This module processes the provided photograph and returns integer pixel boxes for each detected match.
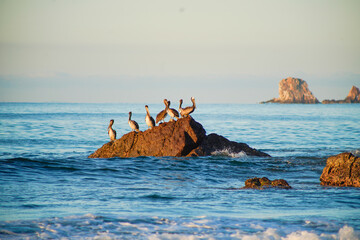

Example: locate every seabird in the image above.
[108,119,116,141]
[179,97,196,118]
[156,99,169,124]
[128,111,139,132]
[145,105,155,129]
[167,100,179,121]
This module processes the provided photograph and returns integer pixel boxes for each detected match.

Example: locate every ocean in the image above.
[0,102,359,239]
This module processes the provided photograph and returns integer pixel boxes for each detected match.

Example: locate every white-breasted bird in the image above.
[128,111,139,132]
[167,100,179,121]
[145,105,155,129]
[108,119,116,141]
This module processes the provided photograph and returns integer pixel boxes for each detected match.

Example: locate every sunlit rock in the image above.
[262,77,319,104]
[322,86,360,104]
[88,117,270,158]
[320,152,360,187]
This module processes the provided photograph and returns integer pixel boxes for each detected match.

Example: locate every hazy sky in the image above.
[0,0,359,103]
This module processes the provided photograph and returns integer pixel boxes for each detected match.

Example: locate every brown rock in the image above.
[345,86,360,103]
[88,117,206,158]
[271,179,291,188]
[187,133,270,157]
[320,152,360,187]
[322,86,360,104]
[321,99,339,104]
[89,118,270,158]
[262,77,319,104]
[242,177,291,189]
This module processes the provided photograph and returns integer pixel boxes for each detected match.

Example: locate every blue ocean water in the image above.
[0,102,359,239]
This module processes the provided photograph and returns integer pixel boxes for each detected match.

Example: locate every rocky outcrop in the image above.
[322,86,360,104]
[320,152,360,187]
[88,117,269,158]
[262,77,319,104]
[187,133,270,157]
[241,177,291,189]
[89,117,205,158]
[346,86,360,102]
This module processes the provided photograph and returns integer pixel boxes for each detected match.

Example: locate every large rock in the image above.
[88,117,269,158]
[89,117,205,158]
[262,77,319,104]
[322,86,360,104]
[346,86,360,103]
[320,152,360,187]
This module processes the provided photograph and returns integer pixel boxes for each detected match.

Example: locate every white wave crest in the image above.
[211,149,247,158]
[1,215,358,240]
[351,149,360,157]
[282,231,320,240]
[338,225,359,240]
[229,226,359,240]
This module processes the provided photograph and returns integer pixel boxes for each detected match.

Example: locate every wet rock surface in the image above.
[187,133,270,157]
[88,117,269,158]
[320,152,360,187]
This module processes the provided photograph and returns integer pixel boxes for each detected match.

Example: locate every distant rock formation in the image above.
[88,117,270,158]
[262,77,319,104]
[322,86,360,104]
[320,152,360,187]
[241,177,291,189]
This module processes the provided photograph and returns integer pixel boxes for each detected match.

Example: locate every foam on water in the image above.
[0,214,358,240]
[211,149,247,158]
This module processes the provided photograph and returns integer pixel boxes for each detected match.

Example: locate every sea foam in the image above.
[211,149,247,158]
[229,226,359,240]
[2,215,358,240]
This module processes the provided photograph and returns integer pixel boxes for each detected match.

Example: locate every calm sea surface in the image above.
[0,103,359,239]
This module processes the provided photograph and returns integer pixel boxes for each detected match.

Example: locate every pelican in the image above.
[145,105,155,129]
[107,119,116,141]
[167,100,179,121]
[179,97,196,118]
[128,111,139,132]
[156,99,169,124]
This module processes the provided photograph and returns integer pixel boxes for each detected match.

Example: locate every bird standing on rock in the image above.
[179,97,196,118]
[107,119,116,141]
[156,99,169,124]
[167,100,179,121]
[145,105,155,129]
[128,112,139,132]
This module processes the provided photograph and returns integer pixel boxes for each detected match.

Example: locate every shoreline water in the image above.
[1,103,359,239]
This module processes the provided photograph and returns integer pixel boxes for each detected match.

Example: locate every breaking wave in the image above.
[0,214,358,240]
[211,148,247,158]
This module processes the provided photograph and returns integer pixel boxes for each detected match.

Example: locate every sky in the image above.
[0,0,359,103]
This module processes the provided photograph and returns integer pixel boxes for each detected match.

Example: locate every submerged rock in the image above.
[242,177,291,189]
[262,77,319,104]
[88,117,269,158]
[320,152,360,187]
[322,86,360,104]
